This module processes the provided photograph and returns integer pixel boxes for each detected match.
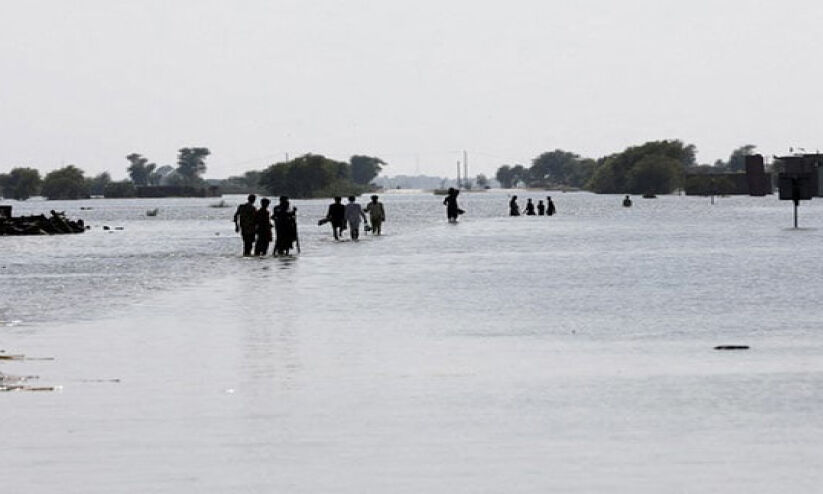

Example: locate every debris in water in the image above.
[714,345,750,350]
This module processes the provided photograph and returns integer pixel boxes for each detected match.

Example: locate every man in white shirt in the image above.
[344,195,368,241]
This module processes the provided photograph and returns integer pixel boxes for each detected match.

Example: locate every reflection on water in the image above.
[3,192,823,492]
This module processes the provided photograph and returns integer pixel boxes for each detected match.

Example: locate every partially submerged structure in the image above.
[0,207,86,236]
[684,155,772,196]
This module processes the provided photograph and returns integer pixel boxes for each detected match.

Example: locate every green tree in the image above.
[587,140,696,193]
[530,150,580,186]
[496,165,514,188]
[510,164,528,187]
[349,155,386,185]
[104,180,136,198]
[625,155,682,194]
[476,173,489,188]
[0,167,42,200]
[565,158,596,188]
[41,165,90,200]
[495,164,529,188]
[176,147,210,183]
[86,172,112,196]
[723,144,757,172]
[126,153,157,186]
[260,154,364,198]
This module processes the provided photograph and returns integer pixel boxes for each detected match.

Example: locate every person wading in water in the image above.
[524,198,536,216]
[546,196,556,216]
[443,187,463,223]
[271,196,297,256]
[254,198,273,256]
[345,196,368,241]
[364,195,386,235]
[509,195,520,216]
[233,194,257,256]
[322,196,347,240]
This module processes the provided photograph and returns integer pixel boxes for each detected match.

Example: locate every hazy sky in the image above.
[2,0,823,179]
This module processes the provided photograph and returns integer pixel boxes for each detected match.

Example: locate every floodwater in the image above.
[2,191,822,493]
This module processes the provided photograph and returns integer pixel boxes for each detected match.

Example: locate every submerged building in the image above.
[684,154,772,196]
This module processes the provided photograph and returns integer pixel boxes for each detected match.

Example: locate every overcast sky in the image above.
[2,0,823,179]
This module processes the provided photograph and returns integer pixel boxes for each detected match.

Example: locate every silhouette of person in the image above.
[254,198,272,256]
[623,195,632,207]
[364,195,386,235]
[537,200,546,216]
[546,196,556,216]
[271,196,297,256]
[509,195,520,216]
[345,195,367,241]
[233,194,257,256]
[524,198,536,215]
[443,187,462,223]
[325,196,347,240]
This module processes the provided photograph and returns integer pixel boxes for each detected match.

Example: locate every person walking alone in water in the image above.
[254,198,273,256]
[443,187,462,223]
[546,196,556,216]
[364,195,386,235]
[233,194,257,256]
[271,196,297,256]
[345,195,368,241]
[623,195,633,207]
[323,196,347,240]
[509,195,520,216]
[537,200,546,216]
[524,198,536,215]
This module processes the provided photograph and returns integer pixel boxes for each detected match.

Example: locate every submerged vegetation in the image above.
[1,140,761,200]
[495,141,759,195]
[258,154,384,198]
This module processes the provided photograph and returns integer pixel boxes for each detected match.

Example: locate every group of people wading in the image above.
[320,195,386,241]
[234,194,387,256]
[235,190,634,257]
[509,195,557,216]
[234,194,298,257]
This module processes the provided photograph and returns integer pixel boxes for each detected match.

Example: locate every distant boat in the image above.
[642,193,657,199]
[146,208,159,216]
[209,200,229,208]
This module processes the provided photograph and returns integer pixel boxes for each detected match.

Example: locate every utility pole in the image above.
[456,161,462,189]
[463,150,469,189]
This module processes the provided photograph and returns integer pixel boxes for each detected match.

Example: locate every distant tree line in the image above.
[0,147,211,200]
[257,154,384,198]
[494,141,759,195]
[0,148,387,200]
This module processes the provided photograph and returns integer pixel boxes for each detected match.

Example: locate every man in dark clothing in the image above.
[233,194,257,256]
[537,200,546,216]
[509,196,520,216]
[325,196,346,240]
[546,196,556,216]
[443,187,462,223]
[524,198,536,215]
[254,198,272,256]
[272,196,297,256]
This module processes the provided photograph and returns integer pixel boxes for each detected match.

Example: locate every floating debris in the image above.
[0,209,85,236]
[209,200,229,208]
[146,208,159,217]
[0,371,39,384]
[1,385,60,392]
[714,345,750,351]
